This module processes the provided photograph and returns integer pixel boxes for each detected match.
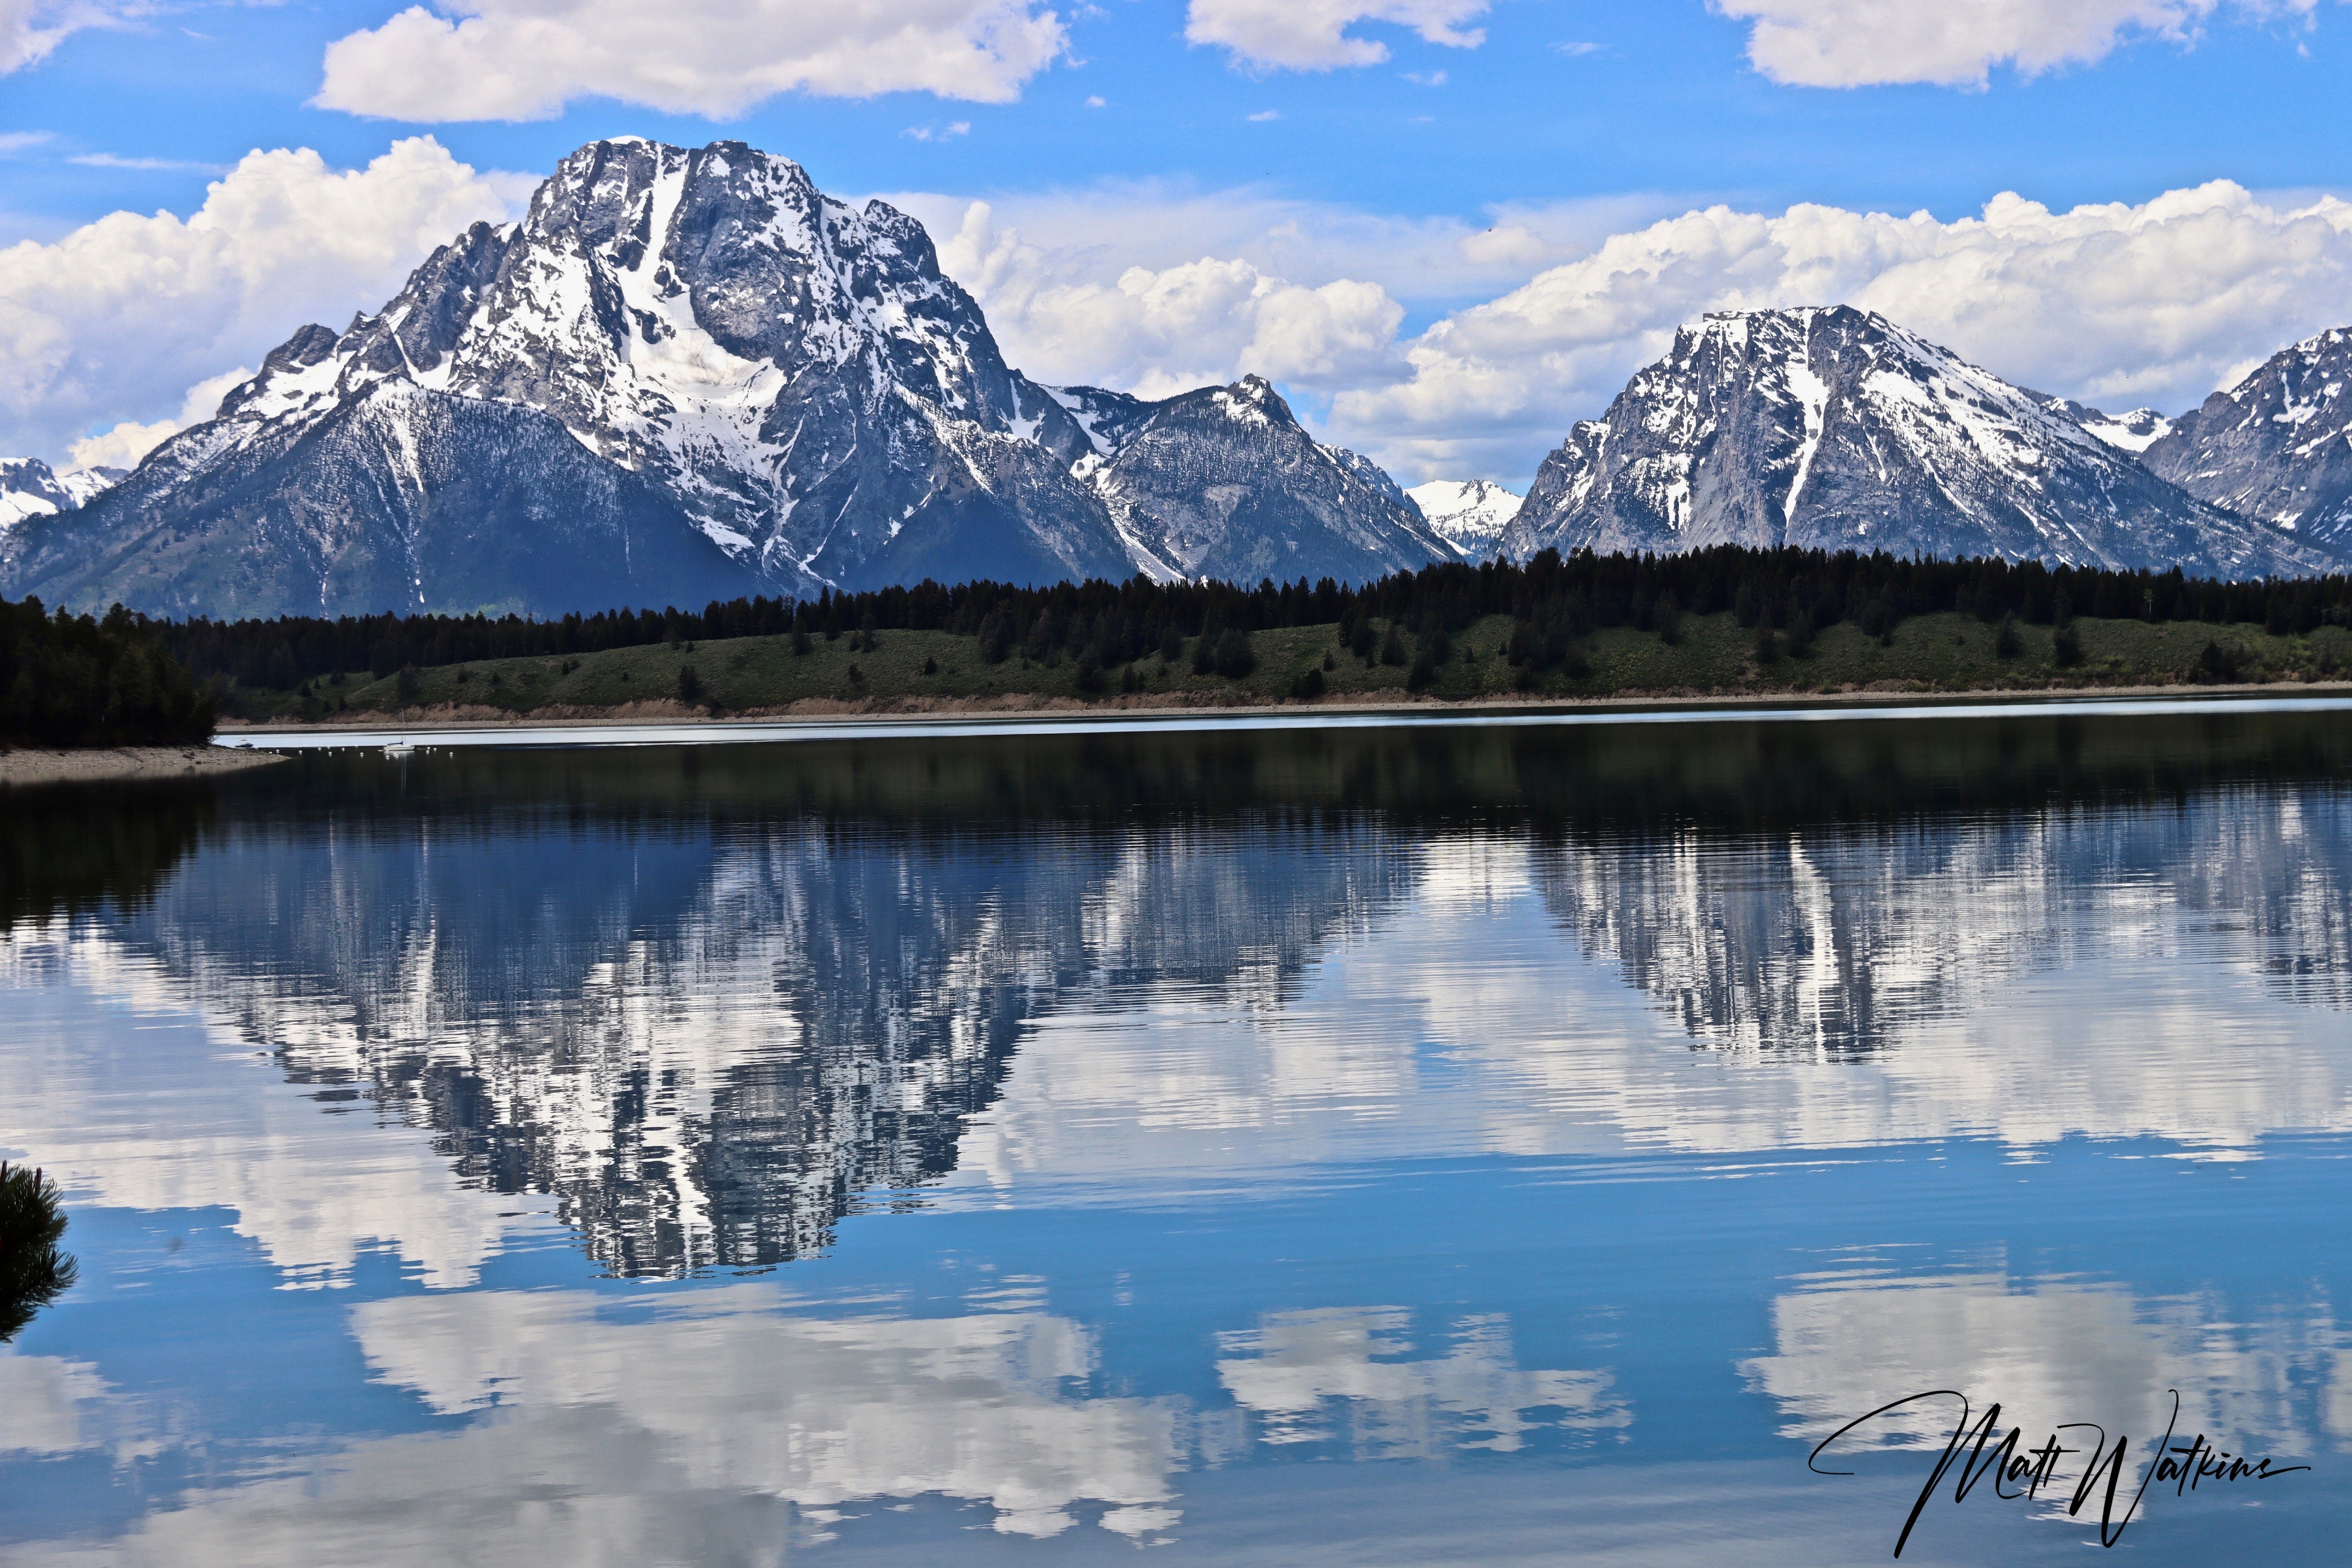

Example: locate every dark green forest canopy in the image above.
[1,597,215,746]
[139,547,2352,689]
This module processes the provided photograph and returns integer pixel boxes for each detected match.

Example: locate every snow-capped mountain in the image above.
[2141,326,2352,549]
[2,138,1448,618]
[0,458,121,530]
[1069,375,1459,583]
[1407,479,1521,561]
[2038,397,2173,454]
[1501,306,2338,577]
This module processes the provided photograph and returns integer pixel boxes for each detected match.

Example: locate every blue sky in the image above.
[7,1,2352,481]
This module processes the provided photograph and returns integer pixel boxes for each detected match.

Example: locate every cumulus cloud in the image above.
[936,200,1405,398]
[1186,0,1487,70]
[887,183,1657,394]
[317,0,1068,121]
[0,136,514,467]
[1718,0,2316,89]
[1332,181,2352,482]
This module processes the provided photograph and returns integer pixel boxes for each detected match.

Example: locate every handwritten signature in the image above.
[1809,1389,2309,1557]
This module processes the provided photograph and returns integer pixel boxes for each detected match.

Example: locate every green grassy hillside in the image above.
[217,611,2352,725]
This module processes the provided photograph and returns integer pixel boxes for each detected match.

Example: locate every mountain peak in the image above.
[1408,479,1522,562]
[1504,308,2334,576]
[2144,321,2352,544]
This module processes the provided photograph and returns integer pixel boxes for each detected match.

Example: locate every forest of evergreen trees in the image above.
[142,546,2352,691]
[1,597,215,746]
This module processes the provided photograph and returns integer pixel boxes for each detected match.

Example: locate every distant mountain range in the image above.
[5,141,2352,618]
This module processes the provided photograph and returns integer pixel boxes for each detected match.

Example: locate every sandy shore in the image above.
[215,678,2352,738]
[0,743,292,790]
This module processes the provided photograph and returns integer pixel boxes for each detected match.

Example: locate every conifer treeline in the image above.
[2,597,215,746]
[143,545,2352,691]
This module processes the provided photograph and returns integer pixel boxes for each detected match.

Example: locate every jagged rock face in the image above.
[1501,306,2338,577]
[196,137,1128,598]
[1407,479,1521,562]
[6,386,757,620]
[0,458,119,531]
[2142,326,2352,549]
[1084,376,1458,584]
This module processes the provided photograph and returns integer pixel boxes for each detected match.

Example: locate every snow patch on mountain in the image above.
[0,459,122,530]
[2038,396,2174,454]
[1407,479,1521,560]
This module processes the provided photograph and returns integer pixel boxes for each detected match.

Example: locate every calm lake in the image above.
[5,707,2351,1565]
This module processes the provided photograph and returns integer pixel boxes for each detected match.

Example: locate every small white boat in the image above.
[381,739,416,757]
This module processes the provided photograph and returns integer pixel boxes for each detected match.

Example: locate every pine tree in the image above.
[0,1162,78,1343]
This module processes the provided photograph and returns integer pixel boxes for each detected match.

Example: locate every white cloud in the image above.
[1185,0,1487,70]
[0,129,53,153]
[1245,107,1281,120]
[0,0,149,74]
[0,136,514,466]
[68,151,229,172]
[1718,0,2317,89]
[1333,181,2352,482]
[935,200,1405,398]
[887,183,1660,400]
[67,367,249,471]
[317,0,1068,121]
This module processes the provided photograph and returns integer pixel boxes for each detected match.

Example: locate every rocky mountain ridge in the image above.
[1499,306,2338,578]
[2142,326,2352,550]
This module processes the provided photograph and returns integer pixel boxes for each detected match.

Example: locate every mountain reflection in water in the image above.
[5,711,2352,1282]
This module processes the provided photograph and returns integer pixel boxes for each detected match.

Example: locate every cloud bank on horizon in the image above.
[3,0,2351,482]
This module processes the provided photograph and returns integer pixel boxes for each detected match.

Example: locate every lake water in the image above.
[4,708,2351,1565]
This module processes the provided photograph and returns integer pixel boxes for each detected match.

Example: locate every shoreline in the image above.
[0,743,292,790]
[215,678,2352,744]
